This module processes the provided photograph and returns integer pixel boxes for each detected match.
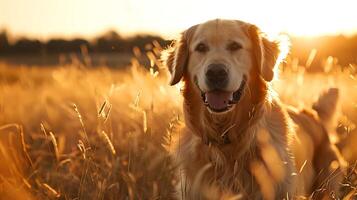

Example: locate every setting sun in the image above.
[1,0,357,39]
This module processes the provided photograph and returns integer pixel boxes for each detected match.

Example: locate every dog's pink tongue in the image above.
[206,91,232,110]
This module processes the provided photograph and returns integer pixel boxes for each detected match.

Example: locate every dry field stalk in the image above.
[0,45,356,199]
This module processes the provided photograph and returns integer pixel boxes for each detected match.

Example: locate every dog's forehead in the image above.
[191,19,250,45]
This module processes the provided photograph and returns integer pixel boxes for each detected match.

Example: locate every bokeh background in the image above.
[0,0,356,199]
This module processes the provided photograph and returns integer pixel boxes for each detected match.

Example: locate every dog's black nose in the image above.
[205,63,228,89]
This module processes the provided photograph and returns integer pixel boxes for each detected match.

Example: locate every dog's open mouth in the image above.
[201,76,247,113]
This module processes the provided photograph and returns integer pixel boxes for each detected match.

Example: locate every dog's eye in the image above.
[195,43,209,53]
[227,42,242,51]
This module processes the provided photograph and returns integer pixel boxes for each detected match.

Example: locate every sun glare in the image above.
[0,0,356,38]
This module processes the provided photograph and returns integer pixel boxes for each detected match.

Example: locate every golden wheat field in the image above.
[0,49,356,199]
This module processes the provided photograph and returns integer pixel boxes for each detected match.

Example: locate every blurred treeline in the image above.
[0,29,357,68]
[0,30,170,54]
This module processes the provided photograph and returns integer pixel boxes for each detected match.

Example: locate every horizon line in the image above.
[2,26,357,42]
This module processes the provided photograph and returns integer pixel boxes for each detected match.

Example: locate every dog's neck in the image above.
[201,98,265,146]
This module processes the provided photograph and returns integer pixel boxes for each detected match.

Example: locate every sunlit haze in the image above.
[1,0,357,39]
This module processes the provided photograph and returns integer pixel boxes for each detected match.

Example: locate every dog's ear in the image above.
[248,25,283,82]
[161,25,197,85]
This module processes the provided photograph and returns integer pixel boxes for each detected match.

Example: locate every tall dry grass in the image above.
[0,47,356,199]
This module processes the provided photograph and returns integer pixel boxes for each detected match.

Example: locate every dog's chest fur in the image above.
[174,100,297,199]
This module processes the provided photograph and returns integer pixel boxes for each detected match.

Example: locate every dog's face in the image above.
[163,19,282,114]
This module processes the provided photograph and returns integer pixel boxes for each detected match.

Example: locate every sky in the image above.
[0,0,357,40]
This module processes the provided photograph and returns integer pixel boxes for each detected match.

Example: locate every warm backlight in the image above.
[0,0,356,39]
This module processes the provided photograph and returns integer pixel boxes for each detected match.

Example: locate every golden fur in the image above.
[162,19,345,199]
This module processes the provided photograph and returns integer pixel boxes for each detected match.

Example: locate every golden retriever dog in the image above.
[162,19,345,199]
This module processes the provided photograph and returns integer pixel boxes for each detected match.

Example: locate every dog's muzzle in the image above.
[197,75,247,113]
